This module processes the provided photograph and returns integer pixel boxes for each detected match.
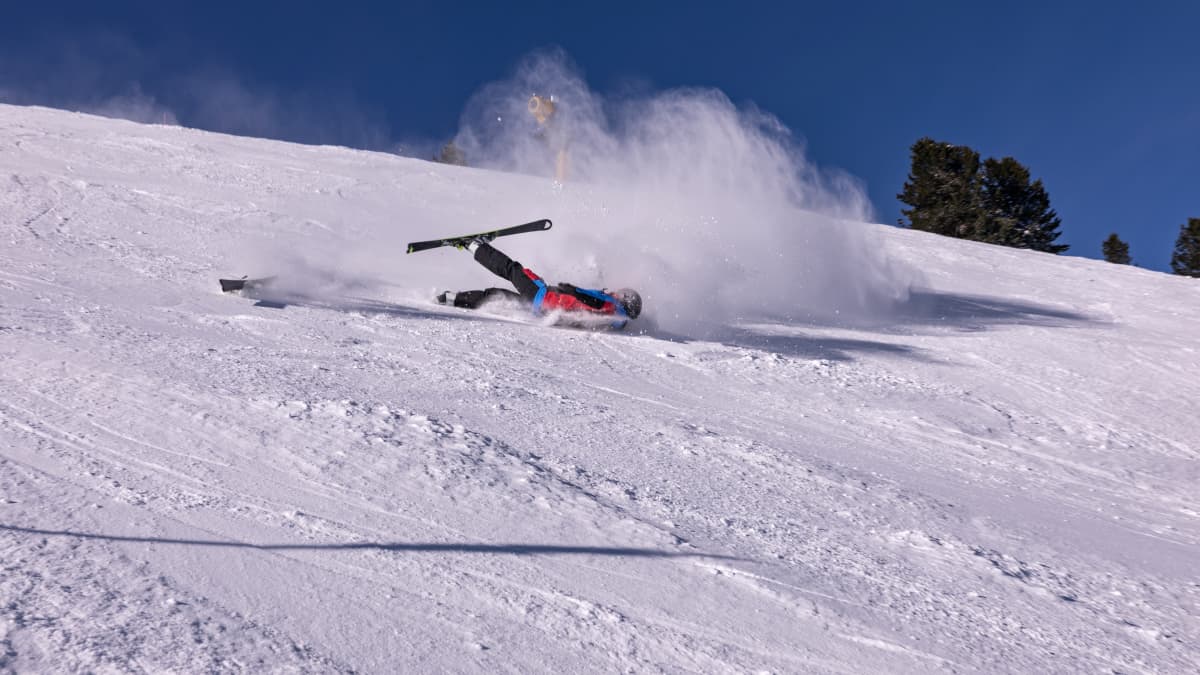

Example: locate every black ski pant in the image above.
[451,243,539,309]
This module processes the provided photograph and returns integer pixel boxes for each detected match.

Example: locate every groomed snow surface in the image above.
[1,104,1198,673]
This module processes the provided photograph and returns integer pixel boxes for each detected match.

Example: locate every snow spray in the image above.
[453,49,917,335]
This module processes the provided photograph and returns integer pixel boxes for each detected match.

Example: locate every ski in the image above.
[405,219,552,254]
[219,276,277,293]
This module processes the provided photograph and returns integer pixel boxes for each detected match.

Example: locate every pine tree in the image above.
[899,138,1068,253]
[897,138,984,238]
[1101,233,1132,265]
[978,157,1069,253]
[1170,217,1200,277]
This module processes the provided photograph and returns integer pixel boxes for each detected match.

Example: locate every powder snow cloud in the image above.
[451,49,918,335]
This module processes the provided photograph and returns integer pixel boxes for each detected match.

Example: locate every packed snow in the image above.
[1,103,1198,673]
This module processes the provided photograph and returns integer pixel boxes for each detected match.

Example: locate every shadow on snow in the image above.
[635,288,1099,363]
[893,289,1095,332]
[229,283,1099,364]
[1,524,737,560]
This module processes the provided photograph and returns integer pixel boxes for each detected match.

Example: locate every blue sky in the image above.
[1,1,1196,270]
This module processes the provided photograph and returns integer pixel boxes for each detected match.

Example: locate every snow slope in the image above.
[1,104,1197,673]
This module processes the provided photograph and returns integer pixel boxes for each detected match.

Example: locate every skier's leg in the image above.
[484,288,523,303]
[445,288,522,309]
[446,289,486,309]
[473,243,540,300]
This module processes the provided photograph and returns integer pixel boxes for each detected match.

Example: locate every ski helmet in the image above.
[612,288,642,319]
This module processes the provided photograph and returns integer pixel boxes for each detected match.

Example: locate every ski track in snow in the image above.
[1,104,1198,673]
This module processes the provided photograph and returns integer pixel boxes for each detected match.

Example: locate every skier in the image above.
[436,238,642,330]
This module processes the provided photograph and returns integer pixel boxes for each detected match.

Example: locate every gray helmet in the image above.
[612,288,642,319]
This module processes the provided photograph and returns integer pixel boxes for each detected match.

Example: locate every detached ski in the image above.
[406,219,552,254]
[219,276,277,293]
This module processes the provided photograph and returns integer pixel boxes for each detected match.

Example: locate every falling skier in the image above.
[436,238,643,330]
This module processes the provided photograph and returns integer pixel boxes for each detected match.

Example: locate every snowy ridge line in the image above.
[0,524,737,559]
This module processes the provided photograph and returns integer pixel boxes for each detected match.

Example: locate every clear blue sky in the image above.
[2,1,1196,270]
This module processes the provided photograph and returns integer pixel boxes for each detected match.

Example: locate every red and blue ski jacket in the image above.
[522,268,630,329]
